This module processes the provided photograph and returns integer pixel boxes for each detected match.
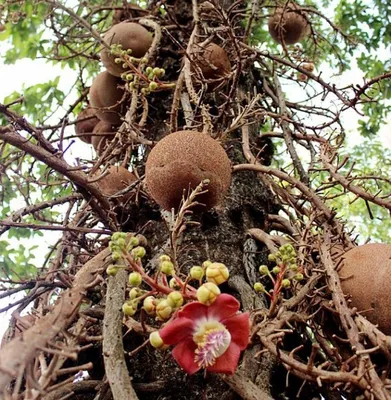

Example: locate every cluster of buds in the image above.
[110,43,170,96]
[254,243,304,314]
[106,232,145,276]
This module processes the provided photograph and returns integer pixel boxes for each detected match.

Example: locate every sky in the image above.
[0,1,391,340]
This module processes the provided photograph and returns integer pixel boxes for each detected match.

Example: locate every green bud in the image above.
[167,291,184,308]
[158,68,165,77]
[268,254,276,262]
[190,266,204,280]
[289,264,298,271]
[122,300,137,316]
[143,296,156,315]
[159,254,171,262]
[152,67,160,76]
[114,58,122,64]
[112,251,121,261]
[129,287,143,299]
[131,246,146,259]
[106,265,119,276]
[281,279,291,288]
[294,273,304,281]
[259,265,269,275]
[128,236,139,247]
[254,282,265,293]
[149,81,158,91]
[128,271,142,286]
[169,278,180,289]
[141,57,148,63]
[272,266,281,274]
[160,260,174,275]
[126,48,132,54]
[202,260,212,269]
[126,74,134,81]
[112,232,126,241]
[146,66,153,74]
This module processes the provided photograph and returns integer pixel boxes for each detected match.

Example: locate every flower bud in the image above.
[259,265,269,275]
[156,300,173,320]
[205,262,229,285]
[141,57,148,63]
[268,254,276,262]
[190,266,204,280]
[128,272,142,287]
[254,282,265,293]
[146,66,153,74]
[122,300,137,316]
[202,260,212,269]
[131,246,146,259]
[114,57,122,64]
[143,296,156,315]
[289,264,298,271]
[294,273,304,281]
[272,266,281,274]
[128,236,139,248]
[159,254,171,262]
[129,287,143,299]
[152,67,161,76]
[196,282,220,306]
[169,278,180,289]
[167,291,184,308]
[150,331,166,349]
[281,279,291,288]
[106,265,119,276]
[112,232,126,241]
[149,81,158,91]
[112,251,121,261]
[160,260,174,275]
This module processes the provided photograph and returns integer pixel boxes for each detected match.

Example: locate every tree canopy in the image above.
[0,1,391,399]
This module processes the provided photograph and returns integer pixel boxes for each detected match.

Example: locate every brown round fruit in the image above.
[339,243,391,334]
[96,165,137,203]
[101,22,152,77]
[192,43,231,87]
[75,107,100,144]
[89,71,125,125]
[91,121,117,155]
[268,2,309,45]
[145,130,231,211]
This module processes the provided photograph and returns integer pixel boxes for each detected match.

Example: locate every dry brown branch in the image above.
[0,248,111,395]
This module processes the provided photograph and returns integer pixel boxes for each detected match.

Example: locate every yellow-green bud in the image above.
[114,57,122,64]
[141,87,151,95]
[122,62,128,69]
[112,251,121,261]
[259,265,269,275]
[126,48,132,54]
[131,246,146,259]
[294,273,304,281]
[122,300,137,316]
[146,66,153,74]
[129,287,143,299]
[106,265,119,276]
[128,272,142,286]
[158,68,165,77]
[156,300,173,320]
[149,81,158,91]
[152,67,160,75]
[167,291,184,308]
[126,74,133,81]
[196,282,220,306]
[128,236,139,247]
[202,260,212,269]
[112,232,126,241]
[149,331,166,349]
[160,260,174,275]
[141,57,148,63]
[169,277,180,289]
[268,254,276,262]
[281,279,291,288]
[289,264,298,271]
[159,254,171,262]
[190,266,204,280]
[143,296,156,315]
[254,282,265,293]
[272,266,281,274]
[205,262,229,285]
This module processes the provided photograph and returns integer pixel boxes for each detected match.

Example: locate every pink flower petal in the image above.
[177,301,208,320]
[159,317,194,345]
[172,338,200,375]
[207,294,240,321]
[206,343,241,375]
[222,312,250,350]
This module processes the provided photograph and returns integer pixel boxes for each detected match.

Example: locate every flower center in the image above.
[193,321,231,368]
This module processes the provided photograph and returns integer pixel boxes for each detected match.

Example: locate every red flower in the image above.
[159,293,250,375]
